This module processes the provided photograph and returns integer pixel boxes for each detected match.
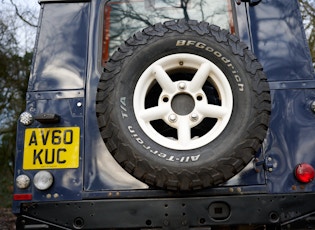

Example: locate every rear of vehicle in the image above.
[13,0,315,229]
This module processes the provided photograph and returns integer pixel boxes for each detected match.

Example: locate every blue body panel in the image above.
[30,3,89,91]
[246,0,315,193]
[248,0,314,81]
[13,0,315,216]
[12,3,89,213]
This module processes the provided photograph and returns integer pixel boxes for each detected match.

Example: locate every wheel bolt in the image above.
[168,114,177,123]
[190,113,199,121]
[178,82,186,90]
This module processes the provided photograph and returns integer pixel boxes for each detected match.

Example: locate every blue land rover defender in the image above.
[13,0,315,229]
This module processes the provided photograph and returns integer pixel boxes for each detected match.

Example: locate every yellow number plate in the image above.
[23,127,80,170]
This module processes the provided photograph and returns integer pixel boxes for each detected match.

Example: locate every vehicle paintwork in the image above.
[13,0,315,216]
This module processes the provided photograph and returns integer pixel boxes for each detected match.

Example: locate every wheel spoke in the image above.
[189,62,212,93]
[177,117,191,145]
[138,105,169,122]
[197,104,228,119]
[152,65,176,94]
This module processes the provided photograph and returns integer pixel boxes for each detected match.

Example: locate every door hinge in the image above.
[235,0,261,6]
[255,156,274,172]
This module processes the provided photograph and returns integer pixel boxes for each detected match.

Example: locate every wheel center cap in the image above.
[171,93,195,115]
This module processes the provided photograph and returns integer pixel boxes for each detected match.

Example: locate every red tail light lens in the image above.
[13,194,32,201]
[295,163,315,183]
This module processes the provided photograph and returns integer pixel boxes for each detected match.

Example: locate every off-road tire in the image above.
[96,19,271,190]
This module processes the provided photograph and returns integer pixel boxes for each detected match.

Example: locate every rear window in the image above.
[102,0,234,64]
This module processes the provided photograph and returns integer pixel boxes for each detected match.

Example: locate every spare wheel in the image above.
[96,19,271,190]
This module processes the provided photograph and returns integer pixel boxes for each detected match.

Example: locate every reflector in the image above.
[13,194,32,201]
[295,163,315,183]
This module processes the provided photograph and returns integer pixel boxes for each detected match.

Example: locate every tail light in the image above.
[294,163,315,183]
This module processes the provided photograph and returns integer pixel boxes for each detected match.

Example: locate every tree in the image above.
[0,0,37,208]
[299,0,315,66]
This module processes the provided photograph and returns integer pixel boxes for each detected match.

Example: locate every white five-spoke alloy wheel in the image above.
[134,53,233,150]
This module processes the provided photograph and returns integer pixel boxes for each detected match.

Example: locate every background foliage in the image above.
[300,0,315,66]
[0,0,38,207]
[0,0,314,208]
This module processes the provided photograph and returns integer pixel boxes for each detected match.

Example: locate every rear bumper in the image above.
[16,193,315,229]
